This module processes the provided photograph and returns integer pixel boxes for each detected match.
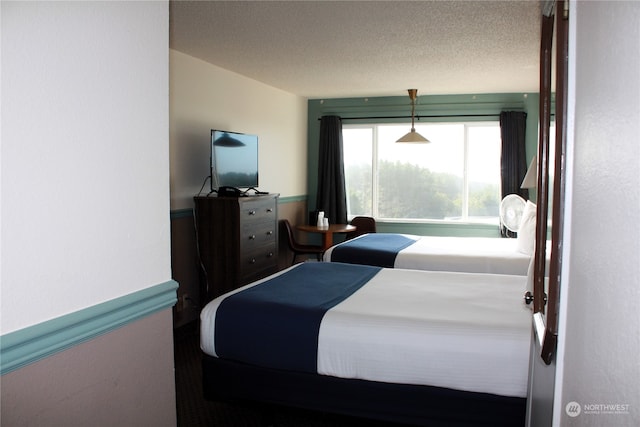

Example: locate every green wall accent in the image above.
[170,208,194,220]
[307,93,540,236]
[0,280,178,375]
[377,221,501,237]
[277,195,308,204]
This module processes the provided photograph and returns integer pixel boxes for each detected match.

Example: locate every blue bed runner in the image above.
[214,262,381,373]
[330,234,418,267]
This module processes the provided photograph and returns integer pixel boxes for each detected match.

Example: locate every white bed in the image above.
[323,233,547,276]
[201,262,531,398]
[324,201,541,276]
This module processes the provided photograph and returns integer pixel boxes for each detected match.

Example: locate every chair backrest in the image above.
[280,219,298,250]
[347,216,376,239]
[280,219,324,264]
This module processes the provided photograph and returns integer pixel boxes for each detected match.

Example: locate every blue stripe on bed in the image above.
[330,234,418,267]
[214,262,381,373]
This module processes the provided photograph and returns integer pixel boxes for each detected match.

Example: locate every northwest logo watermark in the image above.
[565,401,581,417]
[565,401,631,417]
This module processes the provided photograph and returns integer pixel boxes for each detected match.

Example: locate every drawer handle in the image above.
[266,208,273,213]
[248,210,256,215]
[249,234,256,240]
[249,258,256,264]
[266,231,273,236]
[268,252,274,257]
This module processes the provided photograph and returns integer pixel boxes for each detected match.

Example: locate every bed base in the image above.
[202,354,525,427]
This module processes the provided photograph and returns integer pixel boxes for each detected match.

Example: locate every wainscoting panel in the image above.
[171,209,201,327]
[1,308,177,426]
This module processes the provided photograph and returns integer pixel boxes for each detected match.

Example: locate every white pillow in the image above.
[516,200,537,255]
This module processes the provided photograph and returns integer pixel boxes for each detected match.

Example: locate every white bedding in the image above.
[324,233,540,275]
[201,263,531,398]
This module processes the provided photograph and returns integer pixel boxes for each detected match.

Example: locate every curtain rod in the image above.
[317,113,527,121]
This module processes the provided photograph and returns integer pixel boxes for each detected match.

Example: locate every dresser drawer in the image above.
[241,223,277,250]
[240,198,277,223]
[240,265,279,287]
[240,245,277,282]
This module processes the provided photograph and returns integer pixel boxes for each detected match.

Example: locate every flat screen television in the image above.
[210,130,258,191]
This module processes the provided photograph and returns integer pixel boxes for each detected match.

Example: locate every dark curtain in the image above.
[500,111,529,237]
[316,116,348,224]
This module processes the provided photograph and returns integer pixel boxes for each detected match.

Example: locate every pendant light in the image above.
[396,89,430,143]
[213,132,246,147]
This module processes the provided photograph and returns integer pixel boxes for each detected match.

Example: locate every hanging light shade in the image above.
[213,132,245,147]
[396,89,430,143]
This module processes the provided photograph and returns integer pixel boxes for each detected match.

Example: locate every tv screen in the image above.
[210,130,258,190]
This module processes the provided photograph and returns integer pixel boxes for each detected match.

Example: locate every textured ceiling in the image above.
[170,0,542,99]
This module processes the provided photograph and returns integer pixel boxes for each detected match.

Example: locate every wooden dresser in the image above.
[194,194,279,303]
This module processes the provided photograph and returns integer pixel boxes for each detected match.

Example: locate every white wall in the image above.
[170,50,308,210]
[1,2,171,332]
[555,1,640,425]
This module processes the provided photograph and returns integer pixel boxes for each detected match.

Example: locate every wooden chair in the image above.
[346,216,377,239]
[280,219,324,265]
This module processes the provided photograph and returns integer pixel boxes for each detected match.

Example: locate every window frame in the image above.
[342,121,502,225]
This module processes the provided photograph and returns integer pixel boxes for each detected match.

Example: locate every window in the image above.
[343,122,501,223]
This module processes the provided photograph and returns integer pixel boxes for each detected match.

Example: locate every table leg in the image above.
[321,233,333,251]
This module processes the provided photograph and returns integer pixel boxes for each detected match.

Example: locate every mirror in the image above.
[532,0,568,365]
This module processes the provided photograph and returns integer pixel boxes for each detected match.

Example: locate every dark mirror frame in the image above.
[533,0,568,365]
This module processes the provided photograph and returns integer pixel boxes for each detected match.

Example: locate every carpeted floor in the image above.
[173,321,413,427]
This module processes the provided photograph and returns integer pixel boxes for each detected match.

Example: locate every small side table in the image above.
[296,224,357,251]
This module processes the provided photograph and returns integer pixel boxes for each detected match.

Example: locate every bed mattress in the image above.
[324,233,536,275]
[201,262,531,399]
